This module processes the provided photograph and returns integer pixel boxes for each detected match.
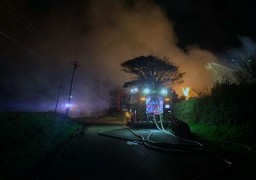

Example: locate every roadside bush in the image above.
[173,83,256,154]
[173,98,199,123]
[173,83,256,126]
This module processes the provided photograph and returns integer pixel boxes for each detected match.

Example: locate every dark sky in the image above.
[1,0,256,113]
[156,0,256,52]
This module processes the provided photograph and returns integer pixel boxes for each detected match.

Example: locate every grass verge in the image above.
[0,112,81,179]
[187,121,256,156]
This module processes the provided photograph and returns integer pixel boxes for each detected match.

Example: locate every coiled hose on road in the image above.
[152,114,204,147]
[98,117,251,180]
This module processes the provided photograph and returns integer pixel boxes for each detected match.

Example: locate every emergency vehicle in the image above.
[123,87,172,127]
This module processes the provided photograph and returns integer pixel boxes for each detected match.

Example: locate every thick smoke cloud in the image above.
[1,0,219,113]
[80,0,217,94]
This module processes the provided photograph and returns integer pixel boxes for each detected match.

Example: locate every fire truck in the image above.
[122,87,173,127]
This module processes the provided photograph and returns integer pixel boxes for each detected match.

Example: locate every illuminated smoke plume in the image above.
[1,0,219,113]
[38,0,219,113]
[81,0,218,94]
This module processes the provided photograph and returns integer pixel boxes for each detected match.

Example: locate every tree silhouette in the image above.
[121,55,185,88]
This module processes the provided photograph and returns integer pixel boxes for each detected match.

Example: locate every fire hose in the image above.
[98,116,251,179]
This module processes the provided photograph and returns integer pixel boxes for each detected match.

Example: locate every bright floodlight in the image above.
[130,87,138,93]
[161,89,167,95]
[165,104,170,108]
[143,88,150,94]
[65,103,72,108]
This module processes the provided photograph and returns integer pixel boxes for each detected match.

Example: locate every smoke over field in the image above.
[1,0,255,113]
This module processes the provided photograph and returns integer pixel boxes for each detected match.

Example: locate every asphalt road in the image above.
[38,117,252,180]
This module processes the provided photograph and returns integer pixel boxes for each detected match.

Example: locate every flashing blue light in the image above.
[143,88,150,94]
[65,103,72,108]
[160,89,167,95]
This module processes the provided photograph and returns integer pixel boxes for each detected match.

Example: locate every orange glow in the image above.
[140,97,146,101]
[182,87,190,100]
[125,112,131,118]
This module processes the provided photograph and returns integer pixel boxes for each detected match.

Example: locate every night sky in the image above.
[1,0,256,113]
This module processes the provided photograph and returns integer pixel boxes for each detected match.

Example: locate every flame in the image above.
[182,87,190,100]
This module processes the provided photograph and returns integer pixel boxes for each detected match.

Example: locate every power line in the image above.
[0,0,41,39]
[0,29,41,57]
[0,1,45,58]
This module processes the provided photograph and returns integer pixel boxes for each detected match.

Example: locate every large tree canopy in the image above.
[121,55,185,88]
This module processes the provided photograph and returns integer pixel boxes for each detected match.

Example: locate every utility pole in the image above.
[54,84,62,113]
[66,61,79,118]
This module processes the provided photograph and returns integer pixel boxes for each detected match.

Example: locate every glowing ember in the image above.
[182,87,190,100]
